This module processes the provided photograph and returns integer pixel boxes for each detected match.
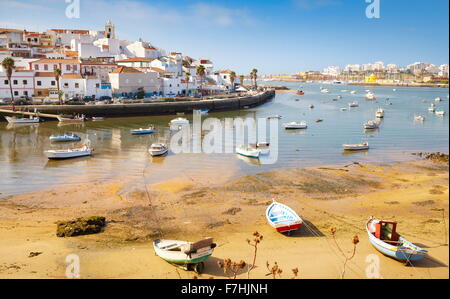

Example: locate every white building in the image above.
[343,64,361,72]
[0,69,35,99]
[439,64,449,77]
[108,66,161,97]
[323,66,342,76]
[30,58,81,74]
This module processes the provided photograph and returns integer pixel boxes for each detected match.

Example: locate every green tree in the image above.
[185,72,191,96]
[1,57,15,110]
[251,68,258,89]
[240,75,245,85]
[197,65,206,98]
[230,71,236,92]
[54,68,62,105]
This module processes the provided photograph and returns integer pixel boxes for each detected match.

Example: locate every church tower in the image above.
[105,21,116,39]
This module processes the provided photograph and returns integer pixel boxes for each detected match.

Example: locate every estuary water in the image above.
[0,82,448,197]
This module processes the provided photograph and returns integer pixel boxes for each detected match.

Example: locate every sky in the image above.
[0,0,448,74]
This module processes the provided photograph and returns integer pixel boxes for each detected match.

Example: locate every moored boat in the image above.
[131,126,155,135]
[435,110,445,116]
[267,115,282,119]
[343,142,369,151]
[236,145,261,159]
[364,120,380,130]
[348,101,359,108]
[296,90,305,95]
[45,141,93,160]
[366,92,376,101]
[5,115,40,124]
[283,121,307,130]
[375,108,385,118]
[169,117,189,130]
[266,200,303,234]
[57,114,85,123]
[414,114,425,121]
[435,97,443,102]
[149,143,169,156]
[49,133,81,142]
[92,117,105,121]
[428,104,436,112]
[153,238,216,274]
[366,217,427,262]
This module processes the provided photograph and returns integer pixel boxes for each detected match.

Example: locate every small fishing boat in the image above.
[366,92,376,101]
[350,91,356,94]
[375,108,385,118]
[364,120,380,130]
[343,142,369,151]
[428,104,436,112]
[50,133,81,142]
[57,114,85,123]
[169,117,189,130]
[366,217,427,262]
[194,109,209,115]
[435,97,443,102]
[249,142,270,148]
[414,114,425,122]
[153,238,216,274]
[309,104,315,109]
[348,101,359,108]
[340,108,347,112]
[149,143,169,156]
[45,141,93,160]
[320,88,330,94]
[92,117,105,121]
[315,119,323,123]
[435,110,445,116]
[296,90,305,95]
[131,126,155,135]
[5,115,40,124]
[236,145,261,159]
[266,200,303,234]
[267,115,282,120]
[283,121,307,130]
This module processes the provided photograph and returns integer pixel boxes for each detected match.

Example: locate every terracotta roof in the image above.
[110,66,143,74]
[148,67,169,74]
[116,57,155,63]
[0,28,24,33]
[65,51,79,57]
[32,58,80,64]
[219,70,232,74]
[35,72,56,77]
[61,73,83,79]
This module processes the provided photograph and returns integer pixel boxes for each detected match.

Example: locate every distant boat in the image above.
[393,89,397,92]
[169,117,189,130]
[284,121,308,130]
[343,142,369,151]
[296,90,305,95]
[5,115,40,124]
[340,108,347,112]
[309,104,315,109]
[92,117,105,121]
[194,109,209,115]
[149,143,169,156]
[236,145,261,159]
[153,238,216,274]
[57,115,85,123]
[366,92,376,101]
[45,140,93,160]
[321,88,330,94]
[428,104,436,112]
[435,110,446,116]
[350,91,357,94]
[266,200,303,234]
[50,133,81,142]
[315,119,324,123]
[267,115,282,119]
[366,217,427,262]
[375,108,385,118]
[348,101,359,108]
[414,114,425,122]
[364,120,380,130]
[131,126,155,135]
[435,97,443,102]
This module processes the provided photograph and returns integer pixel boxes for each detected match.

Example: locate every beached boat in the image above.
[236,145,261,159]
[375,108,385,118]
[5,115,40,124]
[266,200,303,234]
[153,238,216,274]
[149,143,169,156]
[45,141,93,160]
[435,110,445,116]
[366,217,427,262]
[366,92,376,101]
[348,101,359,108]
[364,120,380,130]
[414,114,425,122]
[49,133,81,142]
[131,126,155,135]
[57,115,85,123]
[343,142,369,151]
[283,121,307,130]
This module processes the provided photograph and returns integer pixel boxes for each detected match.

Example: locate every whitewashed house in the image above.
[108,66,161,97]
[0,69,35,99]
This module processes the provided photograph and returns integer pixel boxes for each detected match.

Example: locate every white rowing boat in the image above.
[5,115,40,124]
[284,121,307,130]
[236,145,261,159]
[149,143,169,156]
[343,142,369,151]
[45,141,93,160]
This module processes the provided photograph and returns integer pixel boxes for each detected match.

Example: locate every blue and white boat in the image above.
[195,109,209,115]
[236,145,261,159]
[266,200,303,234]
[131,126,155,135]
[49,133,81,142]
[366,217,428,262]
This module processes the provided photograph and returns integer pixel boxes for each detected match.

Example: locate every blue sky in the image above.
[0,0,448,74]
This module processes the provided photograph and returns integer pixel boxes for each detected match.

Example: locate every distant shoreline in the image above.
[262,80,449,89]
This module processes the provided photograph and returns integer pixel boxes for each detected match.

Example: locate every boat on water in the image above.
[236,145,261,159]
[309,104,315,109]
[348,101,359,108]
[435,97,443,102]
[131,126,155,135]
[350,91,357,94]
[414,114,425,122]
[249,142,270,148]
[49,133,81,142]
[153,238,216,274]
[267,115,282,119]
[45,141,93,160]
[5,115,40,124]
[266,200,303,234]
[315,119,324,123]
[366,92,376,101]
[57,114,85,123]
[340,108,347,112]
[169,117,189,130]
[366,217,427,262]
[283,121,308,130]
[296,90,305,95]
[364,120,380,130]
[194,109,209,115]
[320,88,330,94]
[435,110,445,116]
[393,89,397,92]
[343,142,369,151]
[149,143,169,156]
[375,108,385,118]
[428,104,436,112]
[92,117,105,121]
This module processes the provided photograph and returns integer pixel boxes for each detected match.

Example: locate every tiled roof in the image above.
[35,72,56,77]
[110,66,143,74]
[116,57,155,63]
[61,73,83,79]
[32,58,80,64]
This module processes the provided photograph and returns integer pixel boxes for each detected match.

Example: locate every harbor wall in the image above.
[1,90,275,119]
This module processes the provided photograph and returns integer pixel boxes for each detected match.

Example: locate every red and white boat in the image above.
[266,200,303,234]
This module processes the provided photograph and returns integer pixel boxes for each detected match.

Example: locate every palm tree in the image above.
[230,71,236,92]
[196,65,206,98]
[54,68,62,105]
[185,72,191,96]
[1,57,15,110]
[251,68,258,89]
[240,75,245,86]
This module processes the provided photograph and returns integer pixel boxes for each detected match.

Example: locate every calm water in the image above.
[1,82,448,197]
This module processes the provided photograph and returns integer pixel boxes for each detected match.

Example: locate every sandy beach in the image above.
[0,158,448,279]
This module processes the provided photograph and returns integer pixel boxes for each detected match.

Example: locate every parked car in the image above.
[65,97,85,105]
[83,96,95,102]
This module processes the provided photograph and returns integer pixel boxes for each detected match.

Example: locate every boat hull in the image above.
[275,223,302,233]
[5,116,40,124]
[45,149,92,160]
[266,201,303,234]
[150,149,168,157]
[153,240,215,265]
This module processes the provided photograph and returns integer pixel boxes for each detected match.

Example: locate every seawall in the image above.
[1,90,275,119]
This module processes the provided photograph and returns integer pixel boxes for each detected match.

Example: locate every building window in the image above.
[14,91,18,96]
[64,83,68,88]
[73,65,77,71]
[24,91,28,96]
[66,65,71,71]
[34,65,39,70]
[96,84,100,88]
[4,80,8,85]
[23,80,27,85]
[37,81,42,86]
[44,64,48,71]
[51,81,55,86]
[54,65,58,70]
[13,80,18,85]
[75,83,79,88]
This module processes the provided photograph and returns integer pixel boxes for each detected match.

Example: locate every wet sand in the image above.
[0,159,448,279]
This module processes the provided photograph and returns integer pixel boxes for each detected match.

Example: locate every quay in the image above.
[0,90,275,121]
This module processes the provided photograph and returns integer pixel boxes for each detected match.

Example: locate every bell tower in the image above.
[105,21,116,39]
